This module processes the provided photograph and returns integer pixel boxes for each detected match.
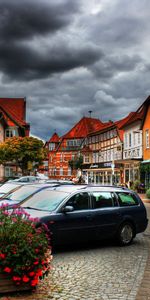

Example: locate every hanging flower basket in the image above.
[0,204,52,293]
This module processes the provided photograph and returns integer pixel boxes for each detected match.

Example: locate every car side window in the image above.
[116,192,139,206]
[91,192,113,208]
[66,192,89,210]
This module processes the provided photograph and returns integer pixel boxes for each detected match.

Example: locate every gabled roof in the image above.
[138,95,150,129]
[62,117,103,139]
[118,100,146,130]
[49,132,60,143]
[0,98,29,127]
[115,112,135,129]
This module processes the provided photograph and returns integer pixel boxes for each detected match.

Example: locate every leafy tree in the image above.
[69,155,83,170]
[0,136,47,175]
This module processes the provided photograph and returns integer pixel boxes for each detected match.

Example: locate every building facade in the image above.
[81,122,124,185]
[45,95,150,187]
[0,98,30,179]
[47,117,103,180]
[120,110,144,185]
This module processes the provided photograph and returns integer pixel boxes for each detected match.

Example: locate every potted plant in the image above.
[0,204,52,293]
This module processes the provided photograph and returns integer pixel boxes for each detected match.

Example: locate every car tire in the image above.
[117,222,135,246]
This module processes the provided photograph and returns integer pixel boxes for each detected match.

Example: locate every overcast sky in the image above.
[0,0,150,140]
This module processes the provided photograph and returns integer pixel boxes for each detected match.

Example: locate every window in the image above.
[93,152,99,163]
[117,192,139,206]
[49,143,55,151]
[5,167,13,177]
[67,139,82,147]
[145,130,149,148]
[91,136,95,143]
[138,132,141,144]
[60,168,63,176]
[66,192,89,210]
[68,167,71,176]
[84,154,89,163]
[91,192,114,208]
[5,129,16,138]
[129,133,132,147]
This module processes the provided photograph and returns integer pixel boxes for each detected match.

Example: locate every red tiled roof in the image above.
[49,133,60,143]
[115,112,135,129]
[0,98,28,127]
[62,117,103,139]
[117,108,144,129]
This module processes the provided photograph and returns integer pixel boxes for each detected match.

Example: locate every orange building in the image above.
[140,96,150,187]
[47,117,103,180]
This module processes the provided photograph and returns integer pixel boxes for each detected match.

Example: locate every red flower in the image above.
[4,267,12,273]
[29,271,35,277]
[22,275,30,282]
[30,278,39,286]
[36,269,42,277]
[13,276,21,281]
[0,253,6,259]
[33,260,39,265]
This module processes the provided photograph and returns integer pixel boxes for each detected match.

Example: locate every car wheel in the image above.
[117,222,134,246]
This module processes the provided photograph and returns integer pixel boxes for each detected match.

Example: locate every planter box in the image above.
[0,273,32,293]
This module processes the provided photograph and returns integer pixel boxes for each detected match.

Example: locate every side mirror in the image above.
[62,206,74,213]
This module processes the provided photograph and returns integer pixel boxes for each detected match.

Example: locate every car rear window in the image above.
[116,192,139,206]
[91,192,114,208]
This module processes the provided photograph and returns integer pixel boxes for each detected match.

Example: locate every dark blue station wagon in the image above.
[21,185,148,246]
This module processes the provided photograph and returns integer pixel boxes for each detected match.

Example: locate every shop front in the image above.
[82,162,123,185]
[122,160,141,187]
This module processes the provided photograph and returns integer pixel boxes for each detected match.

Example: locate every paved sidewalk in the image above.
[138,193,150,204]
[135,202,150,300]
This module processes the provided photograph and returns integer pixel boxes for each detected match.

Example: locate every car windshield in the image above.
[0,183,20,194]
[4,186,42,202]
[21,190,68,211]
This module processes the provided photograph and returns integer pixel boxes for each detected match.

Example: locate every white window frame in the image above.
[5,128,16,138]
[145,130,149,148]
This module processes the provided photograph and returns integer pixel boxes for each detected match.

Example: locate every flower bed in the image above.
[0,204,52,292]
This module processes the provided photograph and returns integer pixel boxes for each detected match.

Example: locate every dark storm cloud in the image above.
[0,0,79,40]
[0,41,102,80]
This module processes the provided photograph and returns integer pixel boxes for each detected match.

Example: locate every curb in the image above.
[142,199,150,204]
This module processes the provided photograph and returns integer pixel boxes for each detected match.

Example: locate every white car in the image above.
[9,176,41,183]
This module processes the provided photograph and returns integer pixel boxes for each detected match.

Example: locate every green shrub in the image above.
[132,180,140,191]
[146,188,150,199]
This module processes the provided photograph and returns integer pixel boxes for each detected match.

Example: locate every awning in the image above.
[141,160,150,164]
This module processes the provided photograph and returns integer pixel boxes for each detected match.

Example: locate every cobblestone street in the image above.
[1,203,150,300]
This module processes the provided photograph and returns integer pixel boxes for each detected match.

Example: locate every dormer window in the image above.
[49,143,55,150]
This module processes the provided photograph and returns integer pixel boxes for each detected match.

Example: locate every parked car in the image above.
[8,176,42,183]
[20,185,148,246]
[0,182,29,198]
[46,179,75,185]
[0,183,59,207]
